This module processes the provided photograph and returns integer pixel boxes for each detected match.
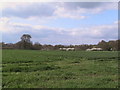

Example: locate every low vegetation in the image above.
[2,50,118,88]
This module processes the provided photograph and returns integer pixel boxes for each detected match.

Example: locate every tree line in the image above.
[1,34,120,51]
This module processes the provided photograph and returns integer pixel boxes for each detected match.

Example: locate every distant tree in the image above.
[54,45,65,50]
[21,34,31,43]
[42,44,54,50]
[16,34,33,49]
[33,42,42,50]
[68,45,74,48]
[74,44,93,51]
[97,40,111,51]
[1,42,15,49]
[108,40,118,51]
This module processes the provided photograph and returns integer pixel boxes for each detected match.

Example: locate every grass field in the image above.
[2,50,118,88]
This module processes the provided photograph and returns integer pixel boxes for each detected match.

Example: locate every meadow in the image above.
[2,50,118,88]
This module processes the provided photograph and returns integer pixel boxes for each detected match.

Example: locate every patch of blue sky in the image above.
[85,10,117,25]
[41,10,117,29]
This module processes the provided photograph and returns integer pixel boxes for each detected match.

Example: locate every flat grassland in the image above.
[2,50,118,88]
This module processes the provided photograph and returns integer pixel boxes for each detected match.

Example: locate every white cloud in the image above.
[54,7,87,19]
[68,24,117,39]
[0,17,38,34]
[2,3,57,18]
[0,17,63,34]
[0,17,14,33]
[53,2,118,19]
[1,17,117,42]
[1,2,117,20]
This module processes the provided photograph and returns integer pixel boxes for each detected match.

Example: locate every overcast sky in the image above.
[0,2,118,45]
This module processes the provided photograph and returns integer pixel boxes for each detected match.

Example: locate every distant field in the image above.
[2,50,118,88]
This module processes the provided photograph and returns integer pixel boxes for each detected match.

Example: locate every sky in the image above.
[0,2,118,45]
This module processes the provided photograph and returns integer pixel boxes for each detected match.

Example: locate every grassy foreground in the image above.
[2,50,118,88]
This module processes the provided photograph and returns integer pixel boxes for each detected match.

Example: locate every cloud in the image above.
[60,24,117,40]
[54,2,117,19]
[2,3,57,18]
[0,17,63,36]
[1,17,118,44]
[63,2,117,14]
[64,2,117,9]
[1,2,117,19]
[54,7,87,19]
[63,2,104,9]
[0,17,32,34]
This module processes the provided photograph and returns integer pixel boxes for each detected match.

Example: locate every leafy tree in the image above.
[97,40,111,51]
[42,44,54,50]
[33,42,42,50]
[108,40,118,51]
[16,34,33,49]
[21,34,31,43]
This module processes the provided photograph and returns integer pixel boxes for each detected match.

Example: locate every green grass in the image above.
[2,50,118,88]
